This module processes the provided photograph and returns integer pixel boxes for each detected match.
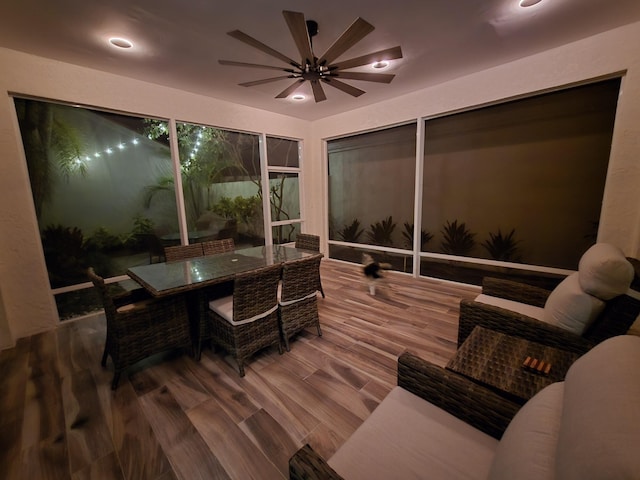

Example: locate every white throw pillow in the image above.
[578,243,634,300]
[543,272,605,334]
[488,382,564,480]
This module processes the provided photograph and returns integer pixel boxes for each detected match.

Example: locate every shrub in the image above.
[482,228,522,262]
[337,218,364,243]
[402,222,433,250]
[367,216,396,247]
[440,220,476,256]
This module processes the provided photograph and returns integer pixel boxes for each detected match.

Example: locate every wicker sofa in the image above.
[289,335,640,479]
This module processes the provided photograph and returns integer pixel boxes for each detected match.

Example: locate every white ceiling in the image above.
[2,0,640,121]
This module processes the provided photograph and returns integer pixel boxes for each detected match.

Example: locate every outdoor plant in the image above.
[338,218,365,243]
[482,228,522,262]
[85,226,124,252]
[402,222,434,250]
[15,100,86,217]
[212,196,259,225]
[367,216,397,247]
[440,219,476,256]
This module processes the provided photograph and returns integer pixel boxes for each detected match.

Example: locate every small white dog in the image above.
[362,253,392,296]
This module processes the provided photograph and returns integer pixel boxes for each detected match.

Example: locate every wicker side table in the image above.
[447,325,580,404]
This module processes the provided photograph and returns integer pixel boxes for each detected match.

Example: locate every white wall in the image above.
[2,19,640,346]
[308,21,640,262]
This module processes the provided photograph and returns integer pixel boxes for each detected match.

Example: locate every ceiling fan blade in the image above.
[330,46,403,71]
[275,79,305,98]
[219,59,296,73]
[227,30,301,68]
[310,80,327,102]
[333,71,395,83]
[321,78,365,97]
[239,76,295,87]
[283,10,314,66]
[317,17,375,66]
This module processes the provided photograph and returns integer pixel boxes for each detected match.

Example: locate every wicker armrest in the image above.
[458,299,594,354]
[397,351,520,439]
[482,277,553,307]
[289,444,344,480]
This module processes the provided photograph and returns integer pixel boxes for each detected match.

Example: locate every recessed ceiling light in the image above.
[291,94,306,101]
[372,61,389,69]
[109,37,133,49]
[519,0,543,7]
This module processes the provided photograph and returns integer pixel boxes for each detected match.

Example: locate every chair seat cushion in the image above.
[208,295,277,326]
[116,298,155,313]
[543,272,605,334]
[328,386,498,480]
[475,294,545,321]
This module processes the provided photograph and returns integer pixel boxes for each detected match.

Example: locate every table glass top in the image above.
[127,245,319,296]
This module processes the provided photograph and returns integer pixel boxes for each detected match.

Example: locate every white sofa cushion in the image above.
[578,243,634,300]
[555,335,640,480]
[543,272,605,334]
[328,386,498,480]
[488,382,564,480]
[475,294,545,321]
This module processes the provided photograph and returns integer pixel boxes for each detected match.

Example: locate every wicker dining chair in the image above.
[87,267,191,389]
[294,233,325,298]
[278,254,323,351]
[207,263,283,376]
[202,237,235,255]
[164,243,204,262]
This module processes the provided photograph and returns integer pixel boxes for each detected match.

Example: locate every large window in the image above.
[328,124,417,272]
[14,99,302,320]
[168,122,264,247]
[327,78,620,287]
[15,99,179,317]
[266,136,303,244]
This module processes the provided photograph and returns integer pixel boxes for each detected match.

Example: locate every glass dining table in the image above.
[126,244,322,358]
[127,244,320,297]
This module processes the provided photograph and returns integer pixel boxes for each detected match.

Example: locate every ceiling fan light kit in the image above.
[219,10,403,103]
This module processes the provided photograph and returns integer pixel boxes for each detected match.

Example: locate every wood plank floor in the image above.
[0,260,479,480]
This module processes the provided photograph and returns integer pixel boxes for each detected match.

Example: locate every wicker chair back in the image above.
[165,243,204,262]
[202,238,235,255]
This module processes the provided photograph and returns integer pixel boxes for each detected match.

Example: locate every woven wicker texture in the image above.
[207,263,283,376]
[447,326,579,404]
[482,276,551,308]
[87,267,191,389]
[164,243,204,262]
[289,444,344,480]
[202,238,235,255]
[279,254,323,351]
[294,233,325,298]
[459,276,640,354]
[289,351,521,479]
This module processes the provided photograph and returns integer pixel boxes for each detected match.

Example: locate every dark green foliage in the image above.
[132,215,155,235]
[212,195,261,229]
[482,228,522,262]
[41,225,113,288]
[367,216,396,247]
[440,220,476,256]
[15,99,86,217]
[338,219,364,243]
[85,227,123,252]
[402,222,433,250]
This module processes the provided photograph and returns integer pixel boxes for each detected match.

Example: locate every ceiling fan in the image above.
[219,10,403,103]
